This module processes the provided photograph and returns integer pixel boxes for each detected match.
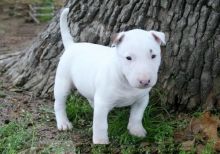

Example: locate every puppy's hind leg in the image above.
[54,77,72,130]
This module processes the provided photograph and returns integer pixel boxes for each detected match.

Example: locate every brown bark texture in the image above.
[1,0,220,111]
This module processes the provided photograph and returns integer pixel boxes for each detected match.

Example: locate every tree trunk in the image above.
[1,0,220,111]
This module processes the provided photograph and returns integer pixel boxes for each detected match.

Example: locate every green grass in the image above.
[0,111,76,154]
[0,120,33,153]
[66,90,218,153]
[39,140,76,154]
[67,93,93,128]
[202,140,215,154]
[66,90,185,153]
[36,0,54,22]
[0,88,217,153]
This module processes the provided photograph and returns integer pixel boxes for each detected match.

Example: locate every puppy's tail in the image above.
[60,8,73,49]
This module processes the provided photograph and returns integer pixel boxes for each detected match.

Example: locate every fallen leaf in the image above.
[191,112,220,151]
[200,112,219,140]
[215,140,220,151]
[181,139,195,151]
[174,112,220,153]
[191,118,203,134]
[196,144,205,154]
[140,142,150,147]
[174,131,187,143]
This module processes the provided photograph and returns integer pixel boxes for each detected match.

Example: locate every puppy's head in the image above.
[112,29,165,89]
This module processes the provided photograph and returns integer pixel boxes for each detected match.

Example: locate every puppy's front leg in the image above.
[93,95,110,144]
[127,94,149,137]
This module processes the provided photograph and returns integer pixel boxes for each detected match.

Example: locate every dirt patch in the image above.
[0,77,82,153]
[0,8,48,124]
[0,13,47,54]
[0,75,53,134]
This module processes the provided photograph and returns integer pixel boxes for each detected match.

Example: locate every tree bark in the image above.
[1,0,220,111]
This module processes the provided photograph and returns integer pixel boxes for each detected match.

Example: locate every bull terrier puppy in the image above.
[54,8,166,144]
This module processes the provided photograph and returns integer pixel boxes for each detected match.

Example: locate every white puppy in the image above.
[54,8,165,144]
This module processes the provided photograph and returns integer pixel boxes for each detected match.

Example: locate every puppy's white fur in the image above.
[54,8,165,144]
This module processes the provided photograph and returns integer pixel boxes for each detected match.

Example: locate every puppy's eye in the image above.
[151,55,156,59]
[126,56,132,61]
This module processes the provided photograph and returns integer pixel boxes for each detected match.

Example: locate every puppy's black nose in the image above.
[139,80,150,86]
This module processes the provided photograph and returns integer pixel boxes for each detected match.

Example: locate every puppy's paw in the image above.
[128,124,147,137]
[93,136,109,144]
[57,119,73,130]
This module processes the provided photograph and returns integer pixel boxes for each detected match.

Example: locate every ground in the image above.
[0,10,78,153]
[0,5,219,154]
[0,14,45,54]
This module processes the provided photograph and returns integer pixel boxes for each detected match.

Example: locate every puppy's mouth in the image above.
[136,84,152,89]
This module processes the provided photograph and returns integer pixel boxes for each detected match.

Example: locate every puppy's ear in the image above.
[111,32,125,47]
[150,31,166,46]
